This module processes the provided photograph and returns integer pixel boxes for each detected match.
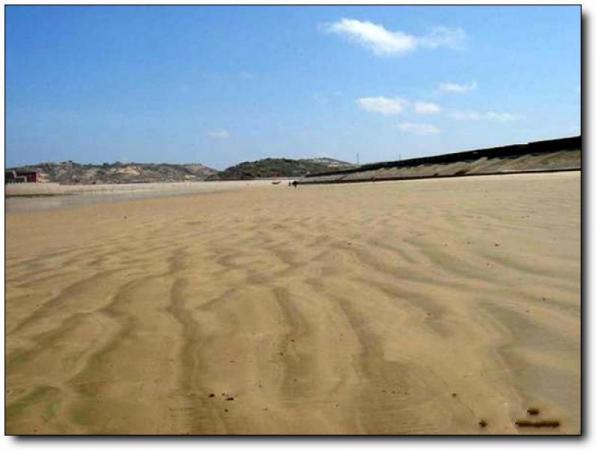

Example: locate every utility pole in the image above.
[356,152,360,165]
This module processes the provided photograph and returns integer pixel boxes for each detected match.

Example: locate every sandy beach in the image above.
[5,172,581,435]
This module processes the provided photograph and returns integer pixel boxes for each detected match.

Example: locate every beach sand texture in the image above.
[6,172,581,435]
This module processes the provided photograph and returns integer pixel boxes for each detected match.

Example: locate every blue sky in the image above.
[6,5,581,169]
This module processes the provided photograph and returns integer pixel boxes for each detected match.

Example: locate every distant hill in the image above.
[8,161,218,185]
[214,157,356,180]
[7,157,356,184]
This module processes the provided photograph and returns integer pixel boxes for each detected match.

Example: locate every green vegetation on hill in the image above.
[213,158,355,180]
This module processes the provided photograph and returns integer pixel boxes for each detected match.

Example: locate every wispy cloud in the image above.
[398,122,440,135]
[449,110,524,121]
[418,26,467,50]
[439,81,477,93]
[356,96,408,115]
[239,71,255,80]
[324,18,466,56]
[485,111,524,121]
[414,101,441,115]
[206,129,231,139]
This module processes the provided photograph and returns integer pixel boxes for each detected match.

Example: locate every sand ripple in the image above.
[6,172,580,434]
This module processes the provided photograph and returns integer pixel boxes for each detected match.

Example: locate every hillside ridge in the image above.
[7,157,356,184]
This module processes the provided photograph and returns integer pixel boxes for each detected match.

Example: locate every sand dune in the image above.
[5,172,580,435]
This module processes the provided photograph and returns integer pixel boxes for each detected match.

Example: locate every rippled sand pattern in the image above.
[6,172,580,435]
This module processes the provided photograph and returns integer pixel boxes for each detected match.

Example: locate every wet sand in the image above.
[5,172,581,435]
[5,180,281,213]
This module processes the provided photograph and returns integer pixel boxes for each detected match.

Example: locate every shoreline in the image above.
[5,179,292,213]
[5,170,579,214]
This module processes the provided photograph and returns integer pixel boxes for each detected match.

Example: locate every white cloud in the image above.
[356,96,407,115]
[439,81,477,93]
[449,110,524,121]
[414,101,441,115]
[206,129,231,139]
[398,122,440,135]
[326,19,416,55]
[324,18,465,56]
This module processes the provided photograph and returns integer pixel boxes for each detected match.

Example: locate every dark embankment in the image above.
[300,136,581,185]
